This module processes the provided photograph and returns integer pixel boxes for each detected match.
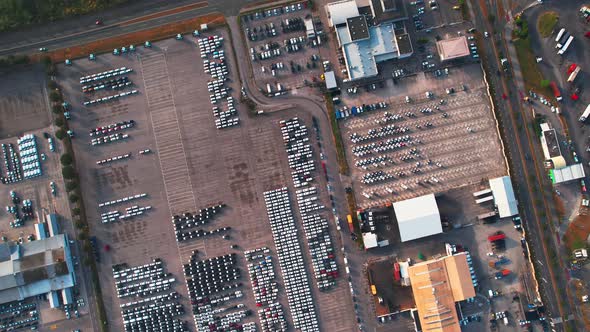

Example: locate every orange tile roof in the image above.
[408,253,475,332]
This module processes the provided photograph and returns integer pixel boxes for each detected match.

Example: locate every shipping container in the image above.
[394,262,401,281]
[550,81,562,101]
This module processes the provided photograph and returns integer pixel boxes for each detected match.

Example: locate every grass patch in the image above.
[34,13,225,63]
[324,94,349,175]
[537,12,559,38]
[564,214,590,252]
[512,36,552,97]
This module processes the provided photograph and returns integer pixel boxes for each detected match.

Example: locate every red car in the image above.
[95,19,102,25]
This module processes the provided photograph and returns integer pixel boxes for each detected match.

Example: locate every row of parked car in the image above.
[349,124,410,144]
[280,118,315,188]
[83,89,138,106]
[91,132,130,146]
[99,192,147,208]
[0,143,22,184]
[294,186,338,291]
[101,205,152,223]
[263,187,319,332]
[0,301,38,331]
[79,66,132,84]
[244,248,280,307]
[351,135,412,158]
[258,302,288,332]
[197,35,240,130]
[172,204,228,242]
[82,76,131,93]
[90,120,135,137]
[96,152,131,165]
[112,259,189,332]
[334,101,389,120]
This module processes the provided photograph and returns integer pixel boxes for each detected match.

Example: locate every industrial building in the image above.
[436,36,470,62]
[392,194,442,242]
[540,123,566,169]
[408,253,475,332]
[0,214,75,308]
[489,176,518,218]
[326,0,412,81]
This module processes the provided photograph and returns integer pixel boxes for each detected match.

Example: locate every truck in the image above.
[266,83,272,95]
[550,81,563,101]
[500,58,509,71]
[558,36,574,55]
[568,66,581,83]
[347,214,355,233]
[393,262,401,281]
[494,269,511,279]
[556,32,569,49]
[579,103,590,122]
[555,28,566,43]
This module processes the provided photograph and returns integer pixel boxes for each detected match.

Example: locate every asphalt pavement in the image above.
[469,0,578,329]
[0,0,257,56]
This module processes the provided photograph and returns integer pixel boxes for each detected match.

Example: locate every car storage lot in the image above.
[338,63,506,208]
[0,67,94,331]
[241,2,329,94]
[364,185,529,332]
[59,29,355,331]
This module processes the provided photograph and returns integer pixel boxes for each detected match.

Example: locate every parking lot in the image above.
[337,63,506,208]
[241,1,330,95]
[0,67,94,331]
[59,27,355,331]
[360,184,531,332]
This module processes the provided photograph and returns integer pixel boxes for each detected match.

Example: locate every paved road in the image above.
[0,0,257,56]
[469,0,576,329]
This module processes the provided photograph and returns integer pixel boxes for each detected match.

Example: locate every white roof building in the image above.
[326,0,360,27]
[362,232,378,249]
[489,176,518,218]
[393,194,442,242]
[550,163,586,184]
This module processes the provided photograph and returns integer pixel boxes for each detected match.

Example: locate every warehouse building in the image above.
[489,176,518,218]
[436,36,470,62]
[392,194,442,242]
[326,0,412,81]
[408,253,475,332]
[0,233,75,307]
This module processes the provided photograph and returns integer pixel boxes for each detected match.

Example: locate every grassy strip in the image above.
[345,191,364,248]
[44,60,109,332]
[537,12,559,38]
[459,0,470,21]
[324,94,349,175]
[512,36,553,97]
[31,13,225,63]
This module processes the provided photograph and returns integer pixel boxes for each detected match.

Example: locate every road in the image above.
[469,0,577,329]
[0,0,258,56]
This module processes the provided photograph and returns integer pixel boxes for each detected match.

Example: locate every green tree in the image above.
[54,117,64,127]
[72,207,81,215]
[55,128,66,140]
[540,79,550,88]
[52,104,62,114]
[78,232,88,241]
[41,56,52,68]
[60,153,73,165]
[75,221,85,229]
[47,80,58,90]
[49,91,61,102]
[62,166,76,179]
[66,181,78,192]
[69,193,79,203]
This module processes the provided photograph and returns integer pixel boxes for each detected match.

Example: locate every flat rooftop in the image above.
[542,128,561,158]
[396,33,413,56]
[370,0,407,23]
[436,37,470,61]
[342,23,399,80]
[347,16,370,41]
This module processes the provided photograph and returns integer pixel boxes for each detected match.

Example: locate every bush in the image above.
[75,221,85,229]
[55,128,66,140]
[540,79,550,88]
[60,153,73,165]
[62,166,76,179]
[66,181,78,192]
[47,80,58,90]
[41,56,52,68]
[49,91,61,102]
[54,117,64,127]
[69,193,79,203]
[51,104,62,114]
[417,37,429,44]
[72,207,81,215]
[78,232,88,241]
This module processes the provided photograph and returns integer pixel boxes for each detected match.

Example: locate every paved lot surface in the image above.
[0,67,51,138]
[241,3,330,94]
[339,63,507,208]
[0,67,94,332]
[358,184,528,332]
[59,27,356,331]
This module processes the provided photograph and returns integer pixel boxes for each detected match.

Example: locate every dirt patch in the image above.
[553,192,565,220]
[119,1,208,27]
[34,13,225,63]
[564,213,590,251]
